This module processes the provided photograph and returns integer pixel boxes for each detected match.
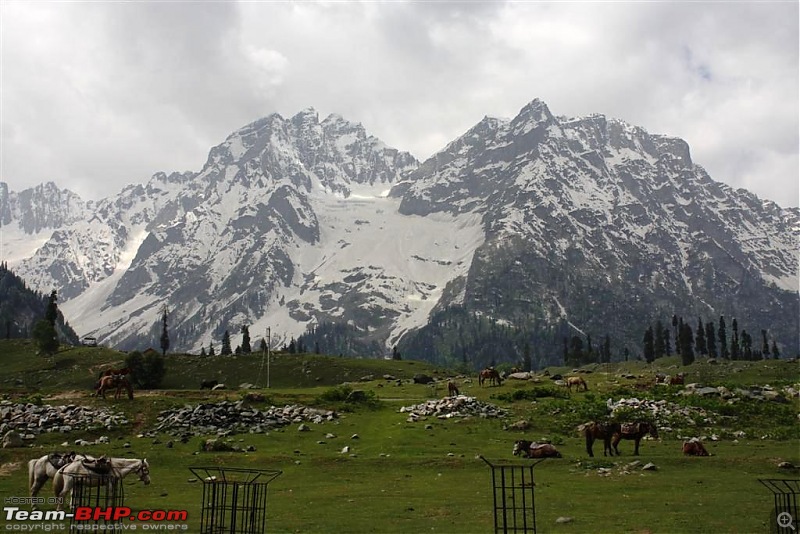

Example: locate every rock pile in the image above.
[153,401,337,436]
[606,397,717,428]
[0,401,128,437]
[679,383,795,403]
[399,395,508,421]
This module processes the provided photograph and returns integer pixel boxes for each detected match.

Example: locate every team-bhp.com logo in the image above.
[4,506,188,530]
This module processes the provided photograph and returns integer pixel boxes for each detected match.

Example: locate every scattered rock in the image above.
[642,463,658,471]
[555,517,574,524]
[778,462,796,469]
[2,431,24,448]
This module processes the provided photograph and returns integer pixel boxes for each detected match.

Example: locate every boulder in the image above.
[2,430,24,448]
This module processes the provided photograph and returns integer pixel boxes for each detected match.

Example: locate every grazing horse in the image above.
[682,439,710,456]
[28,452,79,507]
[565,376,588,392]
[447,381,460,397]
[53,457,151,511]
[96,375,133,399]
[580,421,621,457]
[611,421,659,456]
[670,373,686,385]
[200,379,219,390]
[512,440,562,459]
[478,368,502,387]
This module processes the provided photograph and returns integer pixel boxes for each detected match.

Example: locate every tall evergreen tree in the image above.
[705,322,717,358]
[695,317,707,355]
[200,346,206,357]
[160,308,170,356]
[718,316,729,359]
[603,335,611,364]
[643,326,655,363]
[241,325,251,353]
[654,320,665,359]
[672,315,679,357]
[730,318,740,360]
[45,290,58,326]
[761,330,770,360]
[771,340,780,359]
[209,343,216,356]
[523,342,532,371]
[221,330,232,355]
[679,322,695,365]
[740,330,753,360]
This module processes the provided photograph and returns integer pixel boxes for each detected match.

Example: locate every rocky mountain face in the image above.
[1,100,797,365]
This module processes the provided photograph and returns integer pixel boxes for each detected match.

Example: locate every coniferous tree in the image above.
[695,317,707,355]
[315,341,320,355]
[672,315,679,357]
[664,335,672,358]
[45,290,58,326]
[730,318,740,360]
[221,330,232,355]
[679,322,695,365]
[706,322,717,358]
[209,343,216,356]
[562,337,569,365]
[643,326,655,363]
[33,320,59,355]
[160,308,169,356]
[603,335,611,364]
[200,347,207,357]
[740,330,753,360]
[761,330,770,360]
[288,338,296,354]
[718,316,729,359]
[241,325,251,354]
[771,341,780,359]
[654,320,665,359]
[259,338,267,353]
[523,342,532,371]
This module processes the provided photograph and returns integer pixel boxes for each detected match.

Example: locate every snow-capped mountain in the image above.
[1,100,797,361]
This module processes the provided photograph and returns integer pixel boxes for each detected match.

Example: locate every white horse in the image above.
[53,457,151,511]
[28,452,82,508]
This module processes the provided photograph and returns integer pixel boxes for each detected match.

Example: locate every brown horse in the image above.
[96,375,133,400]
[447,381,460,397]
[565,376,588,392]
[611,421,659,456]
[512,440,562,458]
[478,368,502,387]
[580,421,621,457]
[670,373,686,385]
[682,439,710,456]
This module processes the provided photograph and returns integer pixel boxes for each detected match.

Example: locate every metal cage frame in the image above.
[190,467,282,534]
[760,479,799,534]
[481,456,544,533]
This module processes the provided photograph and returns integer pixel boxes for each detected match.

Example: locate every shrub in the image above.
[125,350,166,389]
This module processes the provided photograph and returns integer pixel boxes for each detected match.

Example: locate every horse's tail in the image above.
[28,459,36,494]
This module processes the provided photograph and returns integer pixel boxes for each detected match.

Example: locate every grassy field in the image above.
[0,340,798,533]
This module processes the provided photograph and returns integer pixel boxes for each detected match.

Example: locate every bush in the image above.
[125,351,166,389]
[495,386,569,402]
[317,385,379,410]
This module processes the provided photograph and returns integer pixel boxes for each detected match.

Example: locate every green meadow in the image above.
[0,339,798,533]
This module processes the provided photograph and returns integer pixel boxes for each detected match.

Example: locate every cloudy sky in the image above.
[2,1,798,207]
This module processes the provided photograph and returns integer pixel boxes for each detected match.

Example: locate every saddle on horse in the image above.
[81,456,113,475]
[47,452,76,470]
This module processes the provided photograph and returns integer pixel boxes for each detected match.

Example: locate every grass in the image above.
[0,340,798,532]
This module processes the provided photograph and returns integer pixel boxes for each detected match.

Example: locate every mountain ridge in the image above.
[1,98,797,363]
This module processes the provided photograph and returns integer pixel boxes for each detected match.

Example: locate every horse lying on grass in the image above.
[512,440,563,458]
[682,439,710,456]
